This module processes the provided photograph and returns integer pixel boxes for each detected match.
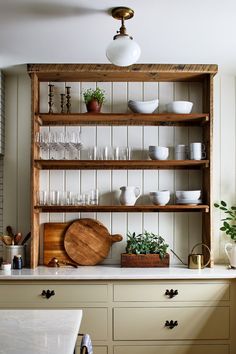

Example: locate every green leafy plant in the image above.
[214,200,236,242]
[126,231,169,259]
[83,87,106,104]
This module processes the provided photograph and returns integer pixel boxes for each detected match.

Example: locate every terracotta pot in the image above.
[121,253,169,268]
[86,100,102,113]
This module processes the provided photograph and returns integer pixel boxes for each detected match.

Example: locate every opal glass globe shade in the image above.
[106,36,141,67]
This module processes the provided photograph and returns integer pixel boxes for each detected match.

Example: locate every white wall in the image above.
[3,71,236,265]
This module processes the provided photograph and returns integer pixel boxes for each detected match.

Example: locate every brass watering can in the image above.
[171,243,211,269]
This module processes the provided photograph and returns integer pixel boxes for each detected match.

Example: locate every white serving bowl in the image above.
[167,101,193,114]
[128,99,159,114]
[150,190,170,206]
[148,146,169,160]
[175,190,201,200]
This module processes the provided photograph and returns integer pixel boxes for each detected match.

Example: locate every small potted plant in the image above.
[121,231,169,267]
[83,87,106,113]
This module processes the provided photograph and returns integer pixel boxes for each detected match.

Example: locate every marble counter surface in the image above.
[0,309,82,354]
[0,264,235,280]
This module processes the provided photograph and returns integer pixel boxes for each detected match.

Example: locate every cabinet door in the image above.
[114,345,229,354]
[114,307,229,340]
[79,308,108,340]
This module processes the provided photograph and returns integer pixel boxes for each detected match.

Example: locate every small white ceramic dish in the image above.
[167,101,193,114]
[176,199,202,205]
[175,190,201,200]
[128,99,159,114]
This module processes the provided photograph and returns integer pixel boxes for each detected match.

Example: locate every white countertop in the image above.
[0,309,82,354]
[0,264,236,280]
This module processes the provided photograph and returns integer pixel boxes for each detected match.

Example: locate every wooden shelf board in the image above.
[27,63,218,82]
[36,113,209,126]
[34,159,209,170]
[34,204,209,213]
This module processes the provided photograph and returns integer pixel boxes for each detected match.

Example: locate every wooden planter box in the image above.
[121,253,169,268]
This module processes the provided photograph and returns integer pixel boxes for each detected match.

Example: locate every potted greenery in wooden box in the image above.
[121,231,169,267]
[83,87,106,113]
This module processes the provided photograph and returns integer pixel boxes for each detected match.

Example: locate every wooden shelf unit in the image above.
[28,63,218,268]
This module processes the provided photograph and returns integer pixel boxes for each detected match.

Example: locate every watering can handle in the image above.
[190,243,211,268]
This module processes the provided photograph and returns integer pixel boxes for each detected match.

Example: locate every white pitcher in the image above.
[119,186,140,206]
[225,242,236,268]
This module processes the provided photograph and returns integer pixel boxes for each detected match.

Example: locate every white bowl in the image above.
[175,190,201,200]
[150,190,170,205]
[167,101,193,114]
[128,99,159,114]
[148,146,169,160]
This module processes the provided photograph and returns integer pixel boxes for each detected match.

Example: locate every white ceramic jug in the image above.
[225,242,236,268]
[119,186,140,206]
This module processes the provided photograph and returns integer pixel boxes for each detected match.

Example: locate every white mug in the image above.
[190,142,206,160]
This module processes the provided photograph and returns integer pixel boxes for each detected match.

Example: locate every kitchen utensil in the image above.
[1,235,13,246]
[171,243,211,269]
[64,218,123,265]
[21,232,31,245]
[14,233,22,245]
[47,257,78,268]
[6,226,14,238]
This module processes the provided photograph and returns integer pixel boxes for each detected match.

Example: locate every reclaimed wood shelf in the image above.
[34,159,209,170]
[36,113,209,126]
[34,204,209,213]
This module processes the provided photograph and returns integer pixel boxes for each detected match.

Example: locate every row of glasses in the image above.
[38,189,99,206]
[87,146,132,160]
[35,131,83,160]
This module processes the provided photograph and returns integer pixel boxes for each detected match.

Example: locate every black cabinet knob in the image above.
[41,289,55,299]
[165,320,178,329]
[165,289,178,298]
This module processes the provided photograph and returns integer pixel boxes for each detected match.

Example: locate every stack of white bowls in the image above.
[175,190,202,205]
[150,190,170,206]
[148,146,169,160]
[174,144,189,160]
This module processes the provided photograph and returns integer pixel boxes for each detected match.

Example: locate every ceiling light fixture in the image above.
[106,6,141,67]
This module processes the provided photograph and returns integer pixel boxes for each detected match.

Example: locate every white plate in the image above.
[176,199,202,205]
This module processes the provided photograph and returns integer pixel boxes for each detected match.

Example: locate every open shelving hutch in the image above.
[28,63,218,268]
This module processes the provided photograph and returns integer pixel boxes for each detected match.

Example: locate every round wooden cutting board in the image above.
[64,218,123,265]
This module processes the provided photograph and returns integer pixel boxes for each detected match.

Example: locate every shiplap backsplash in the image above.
[3,72,236,265]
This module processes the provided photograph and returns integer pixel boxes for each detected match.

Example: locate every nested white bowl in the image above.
[150,190,170,205]
[128,99,159,114]
[175,190,201,200]
[167,101,193,114]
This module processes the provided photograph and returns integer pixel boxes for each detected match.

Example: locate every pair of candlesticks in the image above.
[48,84,71,114]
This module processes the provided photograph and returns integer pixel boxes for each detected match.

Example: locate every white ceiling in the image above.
[1,0,236,73]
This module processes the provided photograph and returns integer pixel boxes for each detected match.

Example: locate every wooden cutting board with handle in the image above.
[64,218,123,265]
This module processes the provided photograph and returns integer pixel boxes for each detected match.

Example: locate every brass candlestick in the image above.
[65,86,71,113]
[60,93,65,113]
[48,84,54,114]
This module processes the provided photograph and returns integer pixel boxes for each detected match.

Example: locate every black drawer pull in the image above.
[165,289,178,298]
[41,289,55,299]
[165,320,178,329]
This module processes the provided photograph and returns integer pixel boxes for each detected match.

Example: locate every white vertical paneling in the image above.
[4,75,18,232]
[40,82,49,113]
[213,75,221,261]
[219,76,236,261]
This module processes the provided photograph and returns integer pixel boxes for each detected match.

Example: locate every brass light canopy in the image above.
[106,6,141,66]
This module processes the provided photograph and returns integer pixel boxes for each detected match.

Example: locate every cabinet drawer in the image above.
[114,345,229,354]
[113,283,229,302]
[0,284,108,305]
[114,307,229,340]
[80,308,108,340]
